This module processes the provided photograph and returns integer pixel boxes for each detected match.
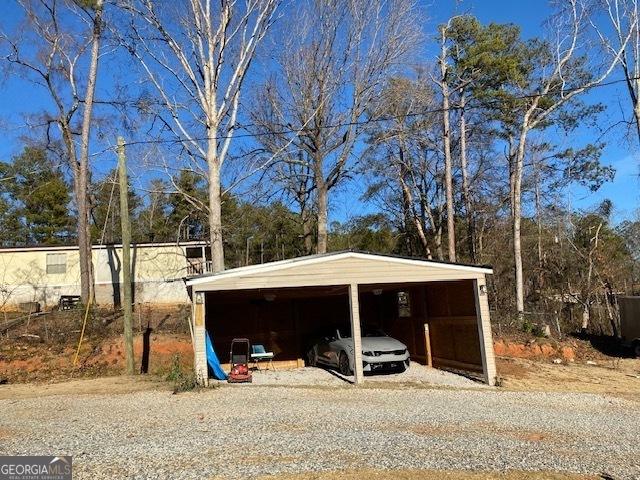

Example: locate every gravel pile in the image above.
[241,363,487,388]
[1,384,639,479]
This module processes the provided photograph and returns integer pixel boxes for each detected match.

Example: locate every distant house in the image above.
[0,241,210,309]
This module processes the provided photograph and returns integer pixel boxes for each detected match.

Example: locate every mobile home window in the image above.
[46,253,67,274]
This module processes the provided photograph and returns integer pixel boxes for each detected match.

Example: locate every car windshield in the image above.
[331,327,387,338]
[336,327,350,339]
[362,327,387,337]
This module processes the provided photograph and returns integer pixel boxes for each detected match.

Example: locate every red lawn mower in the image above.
[228,338,253,383]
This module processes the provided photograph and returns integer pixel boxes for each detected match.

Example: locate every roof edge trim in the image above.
[187,251,493,287]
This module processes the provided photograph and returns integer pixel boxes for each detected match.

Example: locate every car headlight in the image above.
[362,351,373,356]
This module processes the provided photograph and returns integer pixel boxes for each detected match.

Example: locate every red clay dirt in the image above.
[0,333,193,383]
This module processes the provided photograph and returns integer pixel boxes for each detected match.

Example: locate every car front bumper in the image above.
[361,352,410,372]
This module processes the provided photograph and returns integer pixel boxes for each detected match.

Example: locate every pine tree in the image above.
[0,147,74,245]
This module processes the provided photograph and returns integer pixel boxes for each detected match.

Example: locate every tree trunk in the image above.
[459,93,474,262]
[77,0,104,305]
[207,136,225,272]
[73,163,92,305]
[477,216,487,262]
[534,158,544,292]
[440,27,456,262]
[633,100,640,144]
[301,207,313,255]
[435,223,444,260]
[512,125,528,316]
[61,123,92,306]
[604,283,620,338]
[398,156,432,259]
[581,303,590,332]
[627,74,640,144]
[316,179,328,254]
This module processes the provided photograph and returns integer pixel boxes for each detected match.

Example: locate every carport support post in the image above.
[193,290,208,386]
[473,278,497,386]
[348,283,364,384]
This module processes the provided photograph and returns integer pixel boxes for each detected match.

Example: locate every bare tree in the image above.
[1,0,105,304]
[366,76,446,259]
[252,0,420,253]
[267,151,316,255]
[121,0,281,271]
[498,0,633,316]
[435,19,459,262]
[594,0,640,144]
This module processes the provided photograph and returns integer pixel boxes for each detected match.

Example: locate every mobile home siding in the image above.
[0,243,203,308]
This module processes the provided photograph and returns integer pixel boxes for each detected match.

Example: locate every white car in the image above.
[307,328,410,375]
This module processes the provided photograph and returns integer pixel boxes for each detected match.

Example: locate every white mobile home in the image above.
[0,241,210,309]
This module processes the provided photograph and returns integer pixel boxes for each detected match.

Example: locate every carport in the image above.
[187,251,496,385]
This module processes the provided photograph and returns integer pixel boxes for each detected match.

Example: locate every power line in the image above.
[109,74,639,150]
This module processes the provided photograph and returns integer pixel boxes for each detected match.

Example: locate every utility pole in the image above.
[118,137,135,375]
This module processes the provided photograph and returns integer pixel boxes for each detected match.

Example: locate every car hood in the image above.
[360,336,406,351]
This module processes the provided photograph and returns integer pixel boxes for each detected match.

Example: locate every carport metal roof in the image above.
[186,251,493,291]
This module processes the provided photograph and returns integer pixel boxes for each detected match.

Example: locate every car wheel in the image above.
[338,352,352,376]
[633,341,640,358]
[307,348,317,367]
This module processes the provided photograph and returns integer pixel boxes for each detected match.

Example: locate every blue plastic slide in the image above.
[205,331,228,380]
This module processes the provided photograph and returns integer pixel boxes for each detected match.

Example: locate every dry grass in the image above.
[497,357,640,400]
[0,375,168,400]
[254,468,596,480]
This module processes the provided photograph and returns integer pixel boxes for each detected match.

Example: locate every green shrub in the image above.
[522,318,534,334]
[522,319,548,338]
[166,354,198,393]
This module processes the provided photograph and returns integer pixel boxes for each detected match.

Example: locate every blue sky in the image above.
[0,0,638,224]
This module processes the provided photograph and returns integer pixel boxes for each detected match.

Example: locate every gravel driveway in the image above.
[243,364,487,388]
[1,383,639,479]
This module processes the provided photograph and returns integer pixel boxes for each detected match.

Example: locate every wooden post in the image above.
[473,278,497,386]
[193,290,208,385]
[348,283,364,384]
[424,323,432,367]
[118,137,135,375]
[422,285,432,367]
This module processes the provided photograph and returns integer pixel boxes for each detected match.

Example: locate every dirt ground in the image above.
[0,375,169,400]
[493,332,640,399]
[2,331,640,399]
[0,306,193,383]
[1,327,638,479]
[497,357,640,399]
[1,353,638,401]
[0,332,193,383]
[1,308,639,399]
